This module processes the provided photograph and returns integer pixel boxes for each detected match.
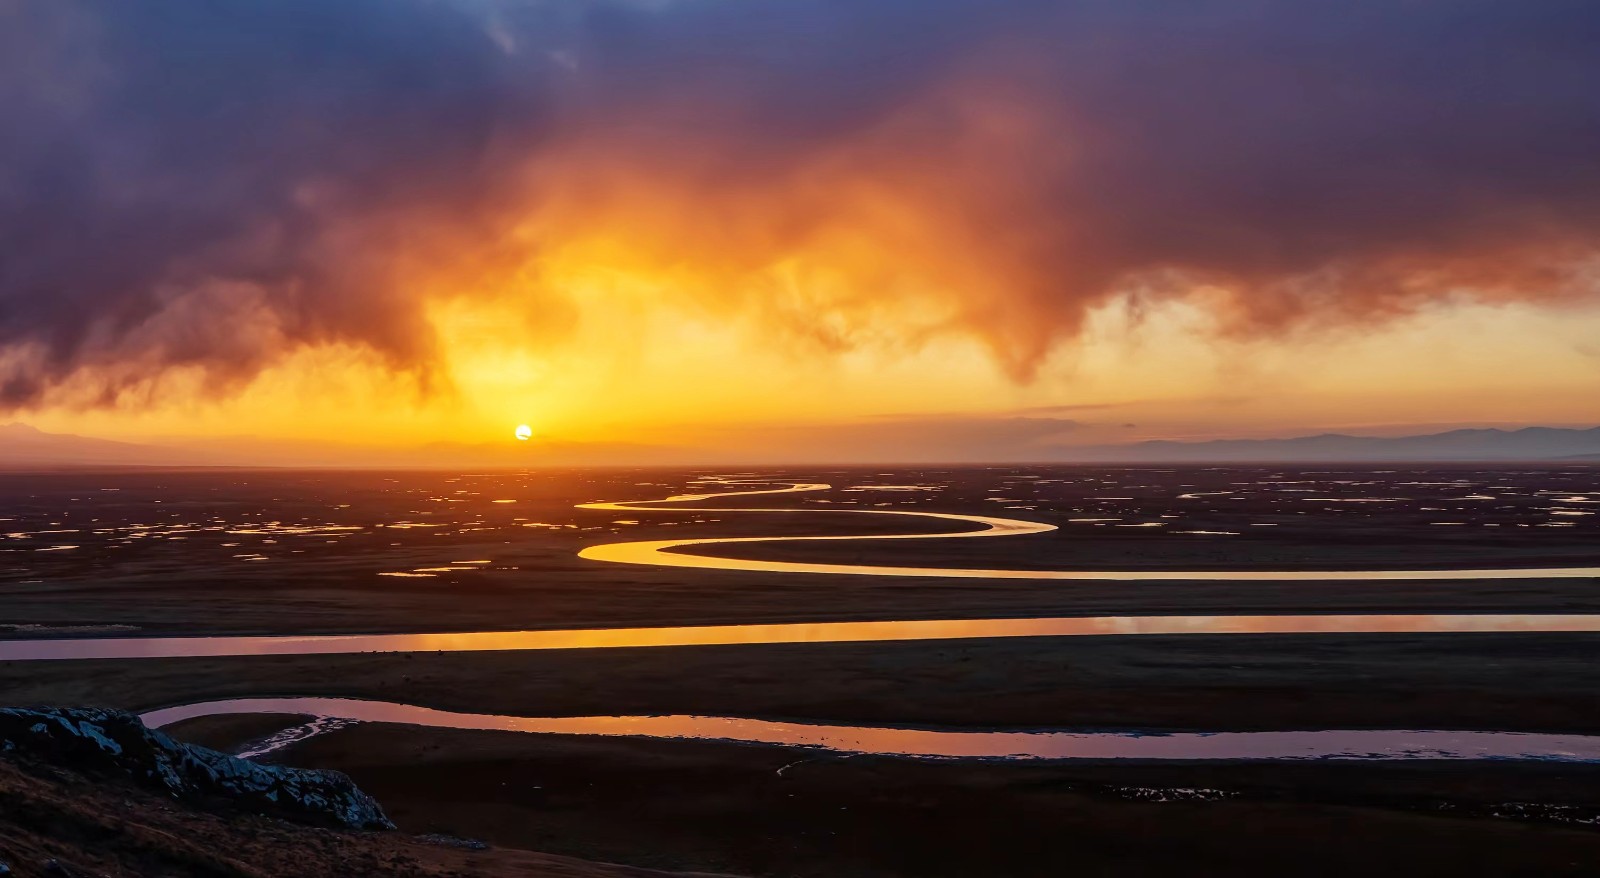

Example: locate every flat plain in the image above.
[4,465,1600,875]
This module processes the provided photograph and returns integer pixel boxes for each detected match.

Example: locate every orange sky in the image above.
[6,1,1600,464]
[21,290,1600,462]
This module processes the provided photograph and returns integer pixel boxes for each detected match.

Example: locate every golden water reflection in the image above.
[7,613,1600,661]
[577,481,1600,581]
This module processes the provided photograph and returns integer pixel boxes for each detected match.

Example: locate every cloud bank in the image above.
[4,0,1600,406]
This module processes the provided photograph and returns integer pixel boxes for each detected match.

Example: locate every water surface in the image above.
[144,696,1600,762]
[579,481,1600,581]
[7,613,1600,661]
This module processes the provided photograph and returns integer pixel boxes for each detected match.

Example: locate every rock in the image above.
[0,707,393,830]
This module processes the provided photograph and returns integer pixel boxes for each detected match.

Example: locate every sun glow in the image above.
[14,285,1600,464]
[5,1,1600,467]
[10,118,1600,460]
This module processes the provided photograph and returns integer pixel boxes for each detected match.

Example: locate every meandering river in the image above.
[143,696,1600,763]
[578,480,1600,581]
[12,480,1600,762]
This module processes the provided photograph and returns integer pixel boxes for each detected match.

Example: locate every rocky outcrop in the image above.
[0,707,392,830]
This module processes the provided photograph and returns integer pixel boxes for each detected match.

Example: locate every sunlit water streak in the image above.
[6,613,1600,661]
[576,481,1600,581]
[143,696,1600,762]
[236,715,358,759]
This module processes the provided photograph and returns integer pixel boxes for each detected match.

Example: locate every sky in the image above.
[2,0,1599,463]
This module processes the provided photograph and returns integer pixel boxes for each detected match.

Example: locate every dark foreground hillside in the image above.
[0,709,724,878]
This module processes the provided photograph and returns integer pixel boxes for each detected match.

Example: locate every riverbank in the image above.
[3,466,1599,638]
[162,719,1600,877]
[9,635,1600,732]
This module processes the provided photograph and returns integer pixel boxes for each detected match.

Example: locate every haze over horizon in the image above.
[4,1,1599,459]
[5,419,1599,468]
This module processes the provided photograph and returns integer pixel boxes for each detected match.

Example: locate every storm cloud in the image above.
[4,0,1600,405]
[0,0,549,404]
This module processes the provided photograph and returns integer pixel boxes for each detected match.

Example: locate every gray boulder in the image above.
[0,707,392,830]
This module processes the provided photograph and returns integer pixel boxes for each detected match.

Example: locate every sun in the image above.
[514,424,532,441]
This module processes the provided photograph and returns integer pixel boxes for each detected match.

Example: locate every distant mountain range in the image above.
[0,422,203,467]
[2,421,1598,467]
[1062,426,1600,463]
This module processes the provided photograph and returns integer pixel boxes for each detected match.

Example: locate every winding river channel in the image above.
[142,697,1600,763]
[578,480,1600,581]
[14,480,1600,762]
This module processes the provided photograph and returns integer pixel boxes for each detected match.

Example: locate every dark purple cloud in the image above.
[3,0,1599,405]
[0,0,549,404]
